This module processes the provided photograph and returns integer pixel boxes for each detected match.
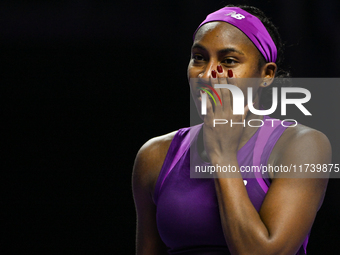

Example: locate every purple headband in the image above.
[193,7,277,63]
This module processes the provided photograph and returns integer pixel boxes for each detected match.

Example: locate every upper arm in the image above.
[259,127,331,254]
[132,132,176,255]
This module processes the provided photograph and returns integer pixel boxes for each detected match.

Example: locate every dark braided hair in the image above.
[225,4,291,108]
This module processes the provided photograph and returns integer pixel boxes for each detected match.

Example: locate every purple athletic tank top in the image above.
[153,116,309,255]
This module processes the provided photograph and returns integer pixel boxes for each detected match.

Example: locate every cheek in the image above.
[187,60,204,79]
[234,64,260,78]
[187,62,195,77]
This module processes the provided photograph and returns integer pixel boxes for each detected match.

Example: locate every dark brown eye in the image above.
[192,54,204,61]
[224,58,237,65]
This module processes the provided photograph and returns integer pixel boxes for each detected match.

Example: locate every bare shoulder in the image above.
[132,131,178,254]
[132,130,178,199]
[277,124,331,157]
[269,124,332,177]
[265,124,331,212]
[280,123,329,143]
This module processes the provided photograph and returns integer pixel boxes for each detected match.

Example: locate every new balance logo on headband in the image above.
[225,11,245,20]
[194,6,277,62]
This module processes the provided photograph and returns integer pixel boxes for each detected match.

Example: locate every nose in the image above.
[199,60,219,79]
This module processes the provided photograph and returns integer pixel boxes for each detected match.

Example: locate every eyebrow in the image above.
[191,43,245,56]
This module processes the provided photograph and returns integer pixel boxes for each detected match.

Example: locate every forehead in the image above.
[194,21,254,50]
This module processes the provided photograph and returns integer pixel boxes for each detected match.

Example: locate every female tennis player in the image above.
[133,5,330,255]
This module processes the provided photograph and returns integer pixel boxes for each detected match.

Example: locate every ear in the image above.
[259,62,277,88]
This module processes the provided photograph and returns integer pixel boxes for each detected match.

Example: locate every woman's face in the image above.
[188,21,274,118]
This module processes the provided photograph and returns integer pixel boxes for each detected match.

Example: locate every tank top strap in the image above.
[153,124,203,205]
[253,116,282,193]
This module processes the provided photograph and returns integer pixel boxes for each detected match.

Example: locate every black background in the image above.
[3,0,340,254]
